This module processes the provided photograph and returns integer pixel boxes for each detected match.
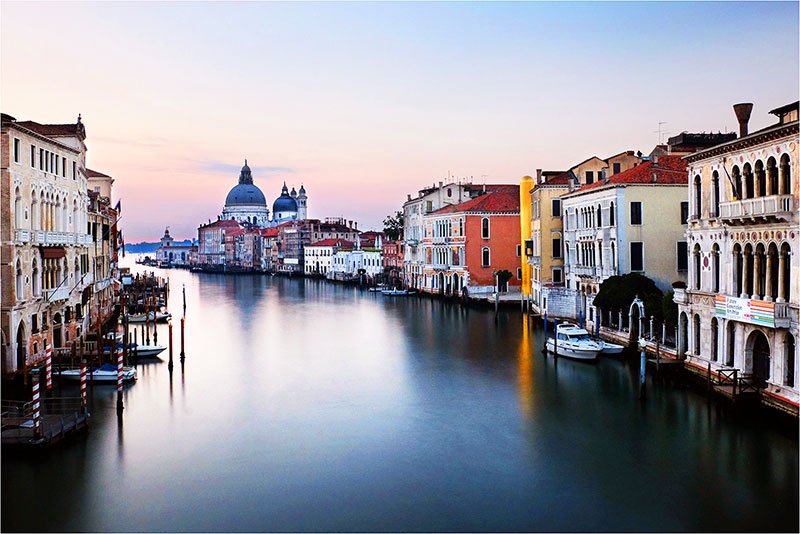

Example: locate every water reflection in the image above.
[1,260,797,533]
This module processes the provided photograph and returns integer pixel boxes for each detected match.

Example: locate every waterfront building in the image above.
[559,154,688,322]
[305,239,354,276]
[155,227,195,267]
[224,227,263,271]
[676,101,799,414]
[382,239,404,284]
[260,227,279,272]
[308,217,360,243]
[196,219,242,269]
[276,220,310,273]
[420,186,521,297]
[220,161,308,227]
[1,113,117,374]
[328,238,382,281]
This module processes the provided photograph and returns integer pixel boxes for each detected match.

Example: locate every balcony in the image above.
[673,288,689,305]
[576,227,599,240]
[14,229,30,244]
[774,302,792,329]
[44,286,71,302]
[572,266,598,277]
[18,230,94,247]
[719,194,794,224]
[529,256,541,266]
[94,277,112,291]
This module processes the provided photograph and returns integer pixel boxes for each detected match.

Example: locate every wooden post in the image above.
[180,316,185,362]
[733,369,738,397]
[116,347,124,412]
[32,374,42,438]
[707,363,712,393]
[134,329,138,358]
[45,343,53,391]
[167,320,174,371]
[542,312,548,352]
[182,284,186,314]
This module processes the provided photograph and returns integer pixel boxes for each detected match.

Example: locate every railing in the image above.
[774,302,791,328]
[672,288,689,305]
[576,227,598,240]
[572,265,597,277]
[18,231,94,246]
[719,194,794,222]
[14,229,31,244]
[94,277,112,291]
[44,285,71,302]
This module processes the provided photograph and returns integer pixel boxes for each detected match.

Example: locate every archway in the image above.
[628,297,645,341]
[679,311,689,359]
[53,312,63,348]
[438,273,445,296]
[746,329,770,388]
[16,322,26,371]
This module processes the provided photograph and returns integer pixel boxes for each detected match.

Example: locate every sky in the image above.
[2,1,798,241]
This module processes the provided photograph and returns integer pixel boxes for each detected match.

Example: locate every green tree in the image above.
[496,269,513,292]
[593,273,663,320]
[383,211,404,241]
[662,290,679,326]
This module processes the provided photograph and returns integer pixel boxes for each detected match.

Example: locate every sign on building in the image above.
[715,295,775,328]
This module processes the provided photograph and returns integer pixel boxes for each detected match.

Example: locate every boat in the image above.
[127,311,172,323]
[102,343,166,358]
[58,363,137,383]
[545,323,603,361]
[381,288,409,296]
[599,340,625,355]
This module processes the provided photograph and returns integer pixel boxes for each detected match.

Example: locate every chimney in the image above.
[407,194,411,201]
[354,221,358,230]
[652,172,658,183]
[653,155,659,165]
[439,181,443,189]
[536,168,543,184]
[733,103,753,137]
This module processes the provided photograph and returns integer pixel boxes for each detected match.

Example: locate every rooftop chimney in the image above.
[733,103,753,137]
[536,168,543,184]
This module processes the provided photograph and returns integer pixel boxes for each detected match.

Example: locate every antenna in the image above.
[654,122,670,144]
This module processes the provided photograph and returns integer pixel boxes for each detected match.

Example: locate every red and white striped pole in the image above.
[45,343,53,390]
[32,374,42,438]
[80,359,88,411]
[116,347,124,412]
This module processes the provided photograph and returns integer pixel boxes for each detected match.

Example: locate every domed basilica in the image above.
[221,160,308,227]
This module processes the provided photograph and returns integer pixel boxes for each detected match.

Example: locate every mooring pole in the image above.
[183,284,186,314]
[180,316,185,363]
[45,343,53,393]
[639,338,646,400]
[543,311,548,352]
[80,358,88,413]
[168,320,174,372]
[116,347,124,413]
[32,374,42,438]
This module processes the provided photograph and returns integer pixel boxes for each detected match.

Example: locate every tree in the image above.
[383,211,404,241]
[496,269,513,292]
[662,290,679,327]
[593,273,663,321]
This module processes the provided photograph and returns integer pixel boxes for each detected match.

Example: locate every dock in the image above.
[1,397,89,449]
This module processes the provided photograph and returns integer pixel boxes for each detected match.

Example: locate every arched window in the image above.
[481,218,490,239]
[779,154,791,195]
[481,247,490,267]
[693,314,701,356]
[596,204,602,227]
[15,260,23,300]
[743,243,754,297]
[14,187,23,229]
[711,171,720,217]
[786,333,796,388]
[743,163,754,199]
[767,157,779,196]
[610,241,616,270]
[609,202,615,226]
[726,321,735,366]
[693,174,702,218]
[711,317,719,362]
[32,258,40,297]
[693,244,701,290]
[712,243,720,293]
[780,242,791,301]
[755,160,766,197]
[31,191,39,230]
[732,243,743,296]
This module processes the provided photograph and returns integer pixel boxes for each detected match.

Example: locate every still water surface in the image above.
[3,260,798,532]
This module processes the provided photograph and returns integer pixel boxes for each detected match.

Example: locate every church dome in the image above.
[225,160,267,206]
[273,182,298,213]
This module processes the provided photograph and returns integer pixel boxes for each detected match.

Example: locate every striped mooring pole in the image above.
[45,343,53,390]
[80,359,88,411]
[32,374,42,438]
[116,347,124,412]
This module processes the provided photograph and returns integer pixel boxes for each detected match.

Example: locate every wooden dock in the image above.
[1,398,89,449]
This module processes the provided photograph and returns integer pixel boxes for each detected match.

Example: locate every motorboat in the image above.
[131,344,166,358]
[58,363,137,383]
[599,340,625,355]
[381,288,409,296]
[546,323,603,361]
[127,311,172,323]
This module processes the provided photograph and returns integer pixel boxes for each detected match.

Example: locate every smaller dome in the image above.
[299,184,306,195]
[273,189,298,214]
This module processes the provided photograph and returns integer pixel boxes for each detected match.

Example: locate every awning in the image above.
[40,247,66,259]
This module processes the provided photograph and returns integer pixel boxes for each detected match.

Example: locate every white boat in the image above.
[546,323,603,361]
[599,340,625,355]
[58,363,137,383]
[131,344,166,358]
[127,311,172,323]
[381,288,408,296]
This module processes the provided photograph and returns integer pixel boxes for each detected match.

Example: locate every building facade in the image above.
[676,101,799,413]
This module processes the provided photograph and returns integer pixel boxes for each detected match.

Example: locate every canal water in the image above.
[3,259,798,532]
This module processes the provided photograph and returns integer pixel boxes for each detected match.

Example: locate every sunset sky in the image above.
[2,1,798,241]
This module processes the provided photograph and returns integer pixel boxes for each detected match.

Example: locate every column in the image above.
[741,250,750,298]
[777,252,786,303]
[752,252,761,300]
[765,252,773,302]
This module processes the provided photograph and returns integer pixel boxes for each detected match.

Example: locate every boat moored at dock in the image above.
[546,323,603,361]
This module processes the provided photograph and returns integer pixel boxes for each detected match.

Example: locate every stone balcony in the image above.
[719,194,794,224]
[14,229,93,246]
[774,301,793,329]
[572,265,598,277]
[44,286,71,302]
[673,288,689,305]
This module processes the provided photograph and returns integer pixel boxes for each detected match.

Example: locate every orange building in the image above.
[421,186,521,296]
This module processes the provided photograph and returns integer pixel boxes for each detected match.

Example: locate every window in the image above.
[481,217,490,239]
[711,171,720,217]
[39,148,44,170]
[613,162,621,174]
[693,175,702,218]
[551,198,561,217]
[552,237,562,258]
[481,247,490,267]
[425,200,432,213]
[680,201,689,224]
[30,145,36,167]
[596,205,602,227]
[631,242,644,271]
[630,202,643,225]
[585,171,594,184]
[72,161,76,179]
[609,202,615,226]
[62,157,66,177]
[516,244,521,257]
[55,155,59,175]
[517,267,522,280]
[447,188,452,197]
[677,242,688,271]
[552,267,563,284]
[13,138,20,163]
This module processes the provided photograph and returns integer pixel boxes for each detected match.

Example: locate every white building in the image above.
[155,227,195,267]
[676,101,798,414]
[304,238,353,276]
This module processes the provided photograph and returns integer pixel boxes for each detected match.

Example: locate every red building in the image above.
[422,186,521,296]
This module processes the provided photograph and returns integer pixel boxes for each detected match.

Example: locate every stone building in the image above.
[1,113,116,374]
[155,227,195,267]
[676,101,798,414]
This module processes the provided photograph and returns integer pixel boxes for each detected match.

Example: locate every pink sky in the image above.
[2,2,797,241]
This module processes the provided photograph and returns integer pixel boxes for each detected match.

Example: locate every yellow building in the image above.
[529,171,569,313]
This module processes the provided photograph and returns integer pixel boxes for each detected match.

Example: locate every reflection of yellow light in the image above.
[517,313,533,421]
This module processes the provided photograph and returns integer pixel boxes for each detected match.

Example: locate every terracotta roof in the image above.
[86,168,112,178]
[482,184,519,193]
[226,228,246,237]
[15,121,82,137]
[308,238,355,248]
[431,188,520,215]
[261,228,279,237]
[569,155,687,194]
[201,219,242,229]
[544,171,571,185]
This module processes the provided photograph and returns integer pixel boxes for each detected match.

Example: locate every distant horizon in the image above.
[3,1,797,241]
